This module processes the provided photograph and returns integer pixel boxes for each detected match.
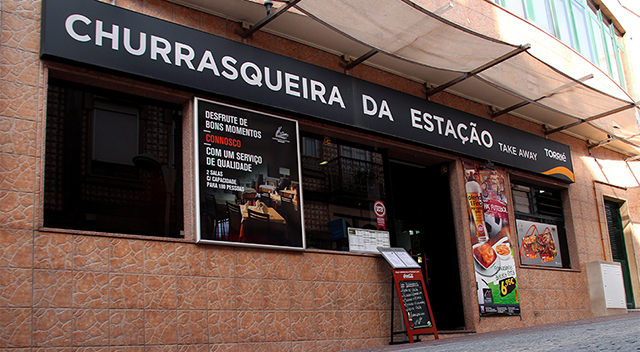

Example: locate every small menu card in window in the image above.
[377,247,420,269]
[348,228,390,254]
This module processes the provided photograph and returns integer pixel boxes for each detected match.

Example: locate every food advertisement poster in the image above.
[516,220,562,267]
[464,162,520,316]
[194,98,305,249]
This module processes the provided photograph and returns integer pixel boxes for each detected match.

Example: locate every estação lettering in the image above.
[410,108,494,149]
[64,14,345,110]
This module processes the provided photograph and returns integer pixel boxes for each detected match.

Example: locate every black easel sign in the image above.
[392,269,438,342]
[379,247,438,342]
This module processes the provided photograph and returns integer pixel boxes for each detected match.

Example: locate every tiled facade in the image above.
[2,233,393,350]
[1,0,640,351]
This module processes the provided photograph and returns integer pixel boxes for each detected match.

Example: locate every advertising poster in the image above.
[464,162,520,316]
[516,220,562,268]
[195,98,305,249]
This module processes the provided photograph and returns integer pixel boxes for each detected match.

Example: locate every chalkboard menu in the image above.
[391,268,438,342]
[399,280,432,329]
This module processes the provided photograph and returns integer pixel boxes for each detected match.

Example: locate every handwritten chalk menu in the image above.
[391,268,438,342]
[194,98,305,249]
[348,228,390,254]
[399,280,432,329]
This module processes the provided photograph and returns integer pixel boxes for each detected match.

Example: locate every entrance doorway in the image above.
[605,200,635,309]
[389,161,466,330]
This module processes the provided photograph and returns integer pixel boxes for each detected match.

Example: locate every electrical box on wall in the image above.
[586,261,628,316]
[601,263,626,309]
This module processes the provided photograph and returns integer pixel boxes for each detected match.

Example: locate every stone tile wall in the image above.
[1,232,392,350]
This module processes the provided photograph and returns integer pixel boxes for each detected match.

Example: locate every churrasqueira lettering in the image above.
[65,14,346,109]
[411,108,494,148]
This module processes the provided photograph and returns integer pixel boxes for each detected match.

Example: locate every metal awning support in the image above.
[587,136,617,150]
[426,44,531,97]
[544,101,639,136]
[341,49,380,71]
[491,74,593,118]
[238,0,302,38]
[433,2,454,15]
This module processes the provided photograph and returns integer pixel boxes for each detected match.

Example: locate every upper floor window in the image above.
[492,0,627,89]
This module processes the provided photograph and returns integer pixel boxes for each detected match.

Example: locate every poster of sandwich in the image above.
[516,220,562,268]
[463,162,520,316]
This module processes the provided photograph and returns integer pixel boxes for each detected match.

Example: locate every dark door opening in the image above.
[605,200,635,309]
[389,161,466,330]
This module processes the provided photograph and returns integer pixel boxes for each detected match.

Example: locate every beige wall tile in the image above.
[33,269,72,308]
[144,274,176,310]
[74,237,110,272]
[176,310,208,345]
[110,239,144,273]
[176,276,208,310]
[144,310,177,345]
[207,277,236,311]
[72,309,109,346]
[73,272,109,309]
[32,308,72,347]
[144,242,175,275]
[109,309,145,346]
[0,190,34,229]
[208,310,237,344]
[0,307,32,347]
[109,273,144,309]
[0,228,33,268]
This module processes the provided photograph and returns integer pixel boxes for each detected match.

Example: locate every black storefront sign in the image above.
[41,0,575,182]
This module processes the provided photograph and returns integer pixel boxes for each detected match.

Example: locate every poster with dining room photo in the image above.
[194,98,305,249]
[463,162,520,316]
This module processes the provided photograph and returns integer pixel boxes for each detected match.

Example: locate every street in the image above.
[347,312,640,352]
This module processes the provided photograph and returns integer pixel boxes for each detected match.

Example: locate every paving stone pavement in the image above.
[346,311,640,352]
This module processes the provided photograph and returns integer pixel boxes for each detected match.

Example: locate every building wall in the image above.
[1,0,640,351]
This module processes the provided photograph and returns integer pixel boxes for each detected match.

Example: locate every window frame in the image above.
[511,181,572,269]
[43,78,185,238]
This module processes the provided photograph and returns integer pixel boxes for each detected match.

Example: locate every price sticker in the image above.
[499,277,517,296]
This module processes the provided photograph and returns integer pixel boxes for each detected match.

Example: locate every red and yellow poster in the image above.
[516,220,563,268]
[464,162,520,316]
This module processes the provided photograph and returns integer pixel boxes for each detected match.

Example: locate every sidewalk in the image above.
[344,311,640,352]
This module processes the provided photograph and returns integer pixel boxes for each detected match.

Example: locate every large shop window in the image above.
[300,134,387,250]
[512,182,571,268]
[44,79,184,237]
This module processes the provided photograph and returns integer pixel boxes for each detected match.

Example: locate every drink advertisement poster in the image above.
[194,98,305,249]
[463,162,520,316]
[516,220,563,268]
